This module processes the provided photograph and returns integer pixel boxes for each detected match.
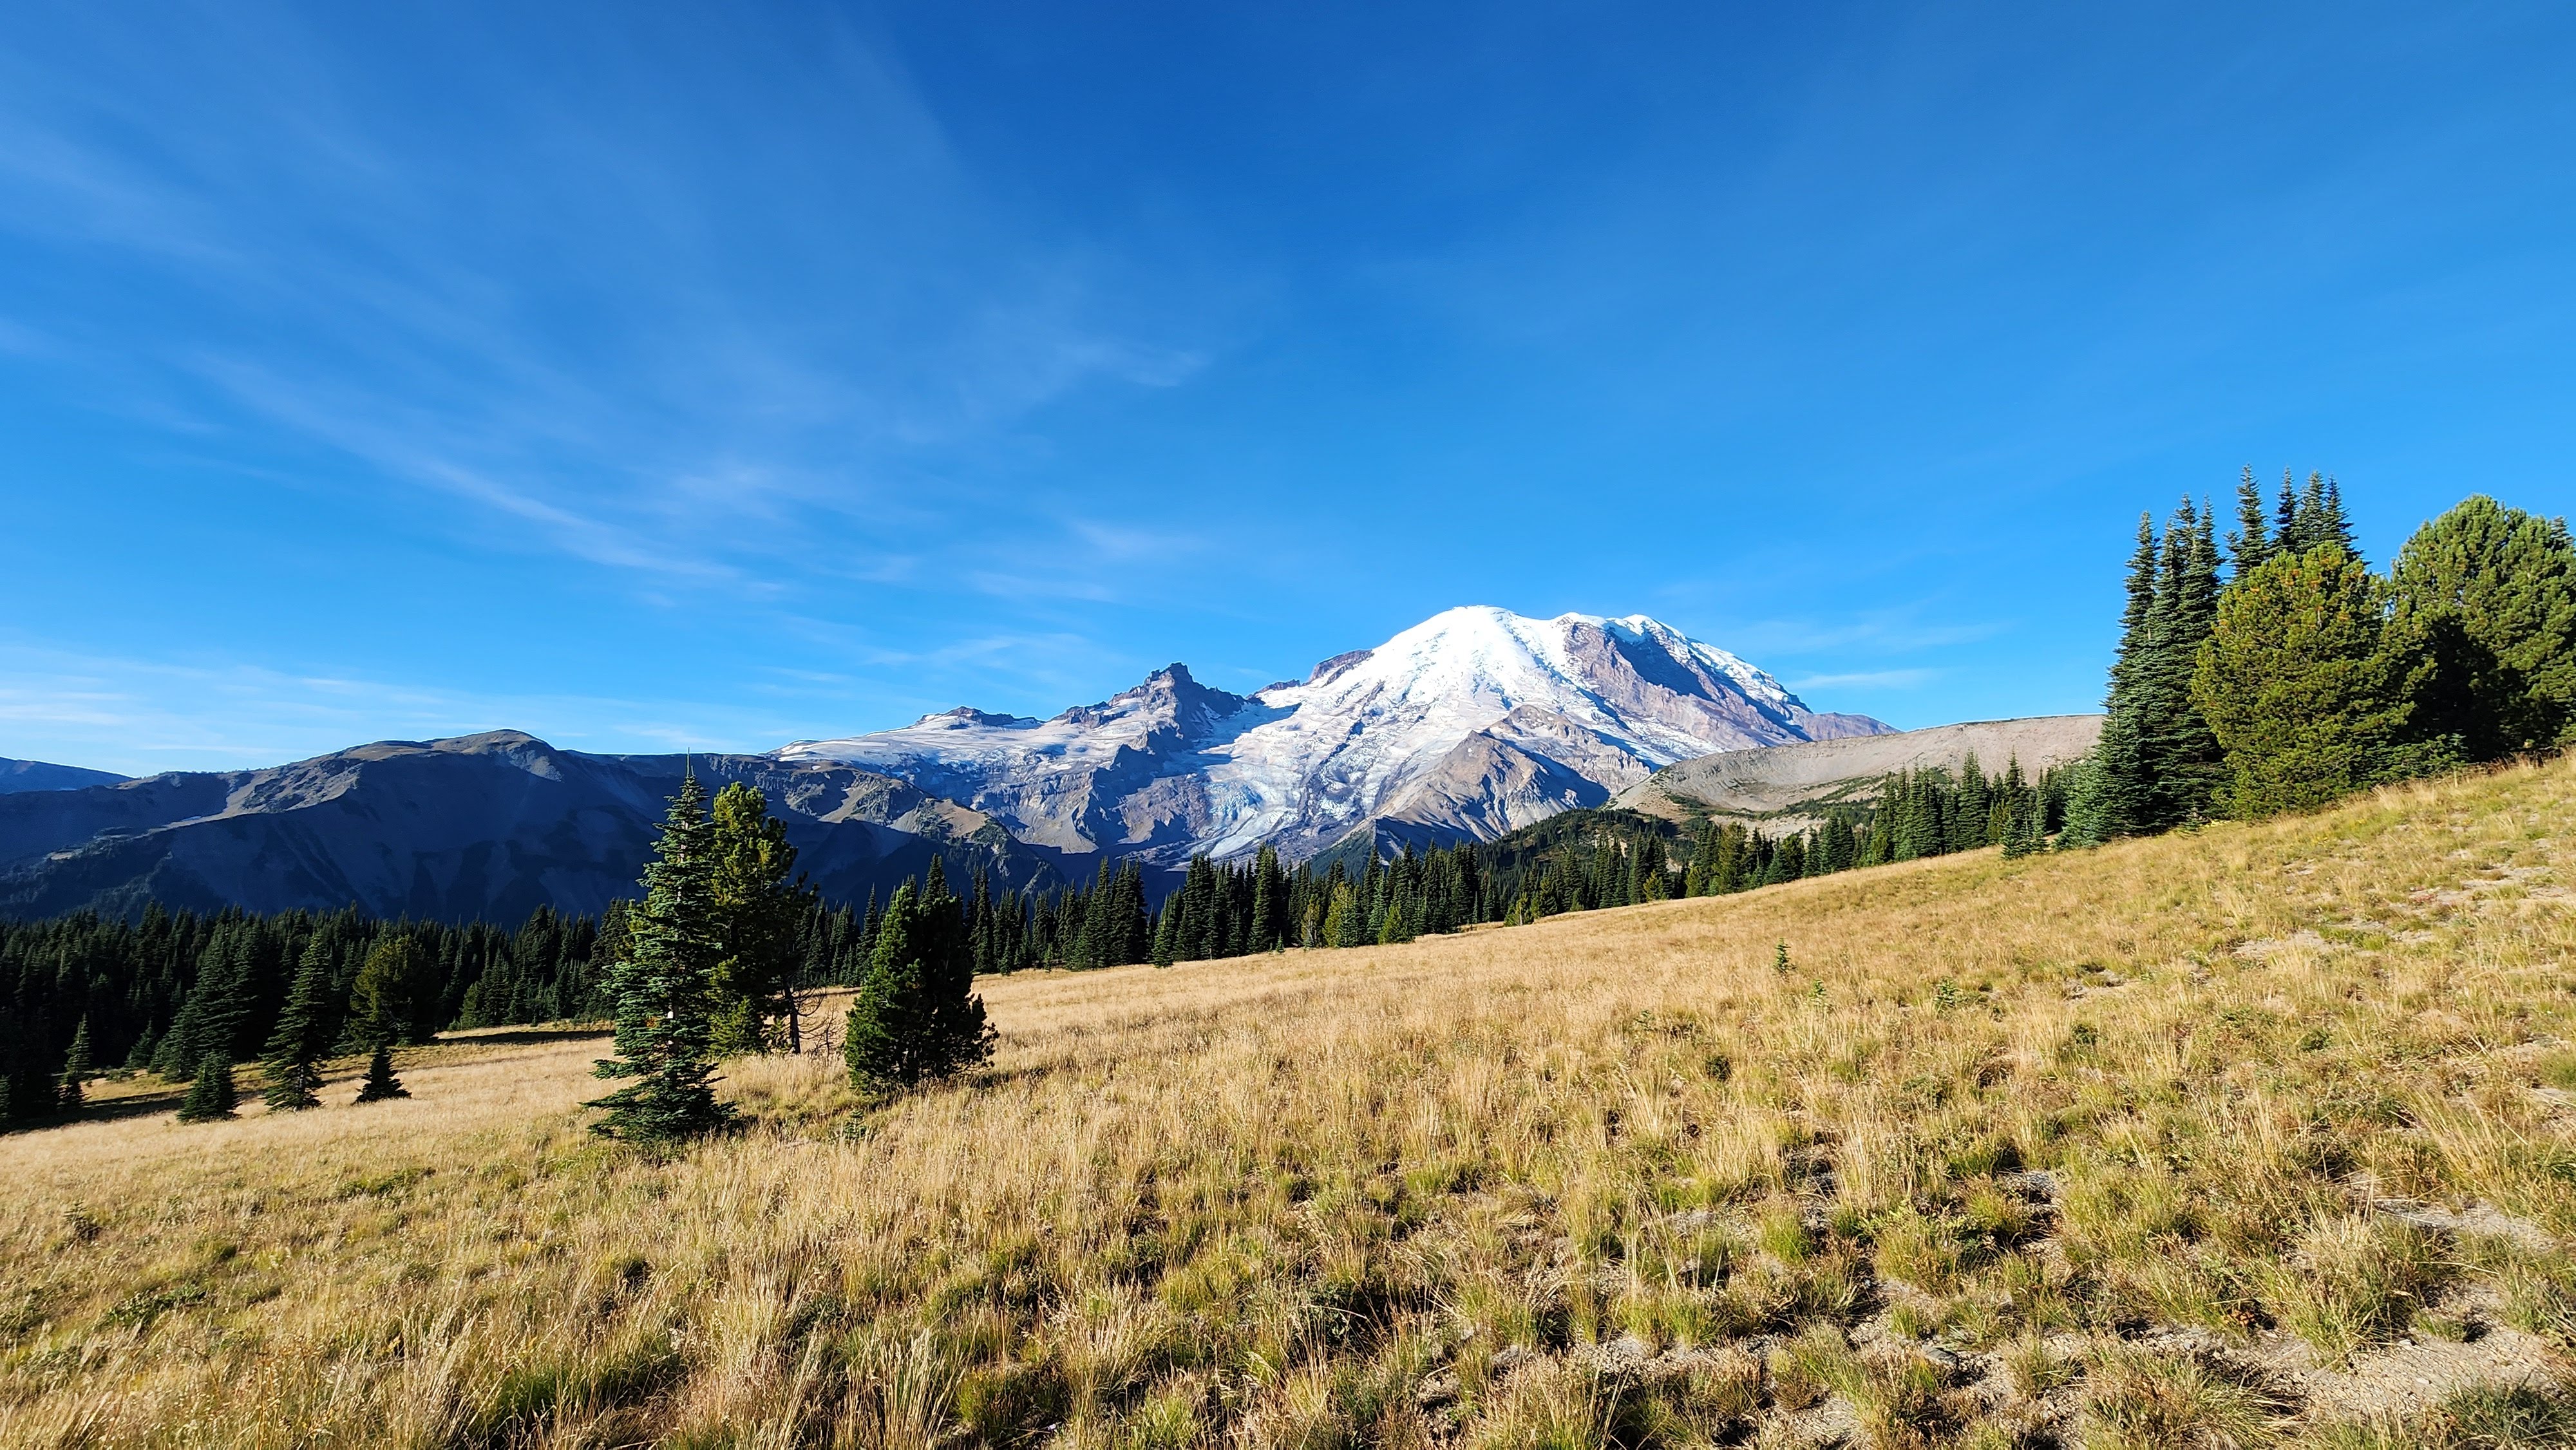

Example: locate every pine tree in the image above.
[176,1052,237,1123]
[2273,468,2305,554]
[260,943,334,1113]
[346,934,433,1050]
[2108,499,2226,832]
[2193,546,2420,816]
[2315,476,2358,559]
[2228,466,2273,578]
[2390,496,2576,757]
[55,1017,93,1113]
[586,775,735,1142]
[2085,514,2165,837]
[354,1044,408,1102]
[842,878,996,1093]
[707,782,810,1053]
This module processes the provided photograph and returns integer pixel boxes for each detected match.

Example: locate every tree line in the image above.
[3,747,2083,1127]
[2063,473,2575,836]
[0,779,824,1129]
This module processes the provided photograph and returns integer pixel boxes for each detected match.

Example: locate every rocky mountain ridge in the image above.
[784,606,1889,866]
[0,731,1070,921]
[1,606,1900,919]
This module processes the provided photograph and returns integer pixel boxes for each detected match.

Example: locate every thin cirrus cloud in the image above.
[0,5,1220,598]
[0,638,815,773]
[1784,668,1940,693]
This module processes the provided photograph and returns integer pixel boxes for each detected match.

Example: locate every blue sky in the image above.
[2,2,2571,774]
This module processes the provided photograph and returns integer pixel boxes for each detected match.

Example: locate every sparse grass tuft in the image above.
[2079,1341,2291,1448]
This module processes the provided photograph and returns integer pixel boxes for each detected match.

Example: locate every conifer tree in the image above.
[2083,515,2166,838]
[346,934,434,1050]
[2316,476,2358,559]
[587,775,734,1142]
[176,1052,237,1123]
[55,1017,93,1112]
[1325,881,1363,947]
[2389,496,2576,757]
[843,877,995,1093]
[2228,466,2272,577]
[2193,545,2420,815]
[354,1044,408,1103]
[157,933,252,1082]
[260,943,334,1113]
[706,782,810,1054]
[2273,469,2306,554]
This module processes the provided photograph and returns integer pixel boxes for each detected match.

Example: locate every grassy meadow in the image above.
[7,762,2576,1447]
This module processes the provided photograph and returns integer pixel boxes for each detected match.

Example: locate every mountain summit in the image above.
[782,606,1888,865]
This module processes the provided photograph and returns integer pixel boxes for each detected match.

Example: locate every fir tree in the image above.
[706,783,811,1054]
[354,1044,408,1103]
[586,775,735,1142]
[2315,476,2358,559]
[346,934,434,1050]
[2274,469,2307,554]
[2085,514,2166,837]
[260,948,335,1118]
[260,943,334,1113]
[2100,499,2227,833]
[176,1052,238,1123]
[1325,881,1363,947]
[55,1017,93,1113]
[842,878,996,1093]
[2228,466,2273,578]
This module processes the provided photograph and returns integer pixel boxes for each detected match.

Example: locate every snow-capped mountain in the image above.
[781,607,1889,866]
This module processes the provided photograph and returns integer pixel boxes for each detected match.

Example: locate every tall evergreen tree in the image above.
[586,775,734,1142]
[260,943,334,1112]
[2389,496,2576,758]
[55,1017,92,1113]
[2316,476,2358,559]
[2085,514,2166,836]
[2193,545,2421,816]
[176,1052,238,1123]
[2125,500,2225,829]
[346,934,435,1050]
[706,783,811,1053]
[2273,469,2308,554]
[2228,466,2273,578]
[842,878,995,1093]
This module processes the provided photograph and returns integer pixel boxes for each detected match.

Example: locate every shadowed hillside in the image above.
[0,731,1076,922]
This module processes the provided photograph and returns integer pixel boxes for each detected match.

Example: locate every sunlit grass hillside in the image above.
[7,762,2576,1448]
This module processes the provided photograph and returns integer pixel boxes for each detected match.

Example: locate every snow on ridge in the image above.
[780,606,1878,863]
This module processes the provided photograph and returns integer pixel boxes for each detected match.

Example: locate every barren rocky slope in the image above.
[1615,713,2105,829]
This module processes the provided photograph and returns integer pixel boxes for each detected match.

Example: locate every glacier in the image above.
[777,606,1889,867]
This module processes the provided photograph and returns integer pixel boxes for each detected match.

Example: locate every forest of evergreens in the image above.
[0,754,2049,1124]
[8,473,2571,1129]
[2063,475,2576,838]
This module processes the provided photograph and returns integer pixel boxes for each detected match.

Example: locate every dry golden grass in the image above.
[8,762,2576,1447]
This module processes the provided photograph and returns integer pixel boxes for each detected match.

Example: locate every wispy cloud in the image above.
[1786,668,1939,692]
[0,639,816,774]
[0,5,1227,597]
